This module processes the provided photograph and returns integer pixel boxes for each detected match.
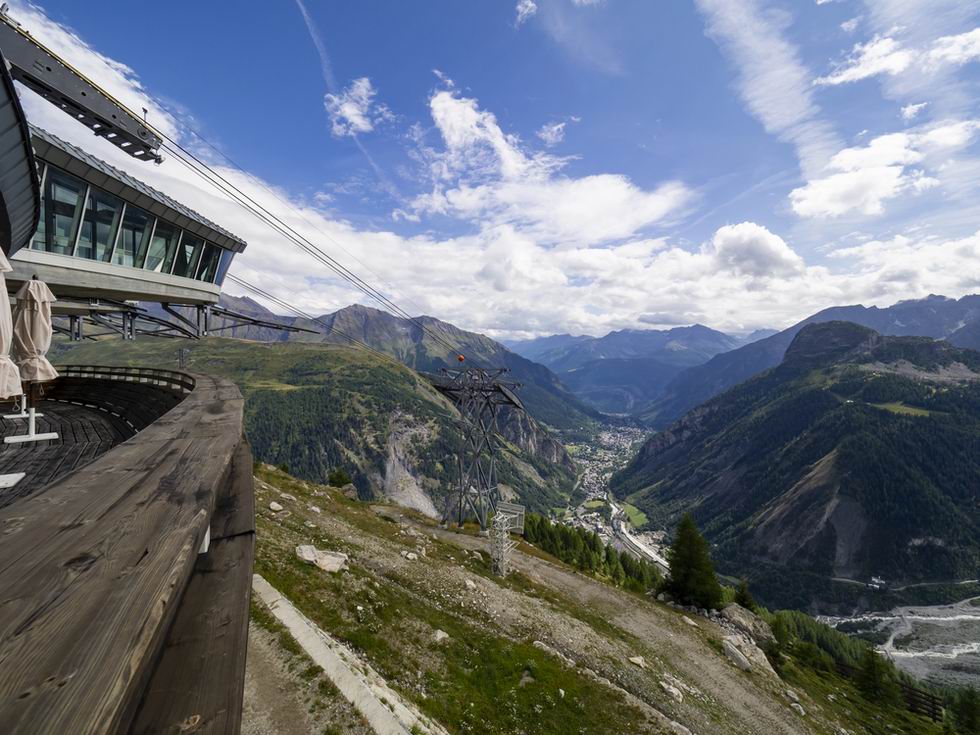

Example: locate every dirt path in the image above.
[241,622,371,735]
[253,574,450,735]
[426,523,811,735]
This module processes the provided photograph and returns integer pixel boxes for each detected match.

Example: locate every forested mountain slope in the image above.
[54,337,576,515]
[614,322,980,610]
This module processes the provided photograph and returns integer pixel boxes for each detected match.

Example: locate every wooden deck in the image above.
[0,366,254,735]
[0,400,134,507]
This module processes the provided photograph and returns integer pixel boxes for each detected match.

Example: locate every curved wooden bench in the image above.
[0,367,254,734]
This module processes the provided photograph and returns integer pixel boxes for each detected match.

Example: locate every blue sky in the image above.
[10,0,980,337]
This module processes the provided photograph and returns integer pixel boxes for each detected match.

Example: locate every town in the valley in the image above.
[560,426,670,572]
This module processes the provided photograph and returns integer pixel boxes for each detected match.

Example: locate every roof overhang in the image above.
[30,127,246,254]
[0,49,40,256]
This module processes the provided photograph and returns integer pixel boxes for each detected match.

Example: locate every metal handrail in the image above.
[54,364,197,394]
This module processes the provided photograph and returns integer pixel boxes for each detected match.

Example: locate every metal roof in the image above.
[30,125,246,253]
[0,50,41,256]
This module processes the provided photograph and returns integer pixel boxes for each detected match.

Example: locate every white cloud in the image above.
[901,102,928,121]
[324,77,393,138]
[790,122,979,218]
[814,27,980,91]
[411,89,691,246]
[841,17,861,34]
[536,121,566,146]
[694,0,842,178]
[515,0,537,27]
[814,36,914,86]
[927,28,980,67]
[708,222,804,277]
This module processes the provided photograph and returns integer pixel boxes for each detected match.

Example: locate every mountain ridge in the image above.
[613,321,980,612]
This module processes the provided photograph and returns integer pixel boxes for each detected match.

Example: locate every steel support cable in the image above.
[155,140,465,360]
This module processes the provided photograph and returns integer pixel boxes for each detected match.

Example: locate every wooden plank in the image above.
[0,373,246,735]
[210,438,255,541]
[129,530,254,735]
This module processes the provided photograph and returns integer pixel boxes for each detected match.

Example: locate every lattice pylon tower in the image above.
[489,511,518,576]
[428,367,524,533]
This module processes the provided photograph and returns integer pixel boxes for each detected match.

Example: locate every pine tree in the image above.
[855,646,901,707]
[953,686,980,735]
[734,579,757,611]
[665,514,723,609]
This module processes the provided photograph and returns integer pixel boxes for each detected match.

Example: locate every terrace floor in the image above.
[0,398,134,507]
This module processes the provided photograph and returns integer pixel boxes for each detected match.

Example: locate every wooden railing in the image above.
[56,364,197,393]
[835,661,945,722]
[0,369,254,734]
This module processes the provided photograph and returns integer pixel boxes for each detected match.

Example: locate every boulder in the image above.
[785,690,800,704]
[341,483,358,499]
[280,493,297,502]
[433,629,449,643]
[628,655,647,669]
[790,703,806,717]
[724,635,776,677]
[400,550,419,561]
[682,616,699,628]
[269,501,284,512]
[660,681,683,704]
[721,603,775,647]
[309,505,322,514]
[295,545,348,573]
[669,722,692,735]
[464,579,477,590]
[722,638,752,672]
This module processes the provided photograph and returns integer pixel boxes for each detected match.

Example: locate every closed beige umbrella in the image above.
[12,277,58,383]
[0,251,22,400]
[5,276,58,445]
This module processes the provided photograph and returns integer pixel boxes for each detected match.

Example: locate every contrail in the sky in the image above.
[293,0,401,201]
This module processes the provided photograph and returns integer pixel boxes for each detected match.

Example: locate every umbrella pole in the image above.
[4,382,56,444]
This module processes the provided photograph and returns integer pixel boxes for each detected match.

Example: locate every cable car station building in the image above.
[0,12,262,733]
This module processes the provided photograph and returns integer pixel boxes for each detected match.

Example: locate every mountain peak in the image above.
[783,321,879,368]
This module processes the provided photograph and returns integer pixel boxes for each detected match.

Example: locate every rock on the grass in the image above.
[628,655,647,669]
[722,638,752,672]
[400,550,419,561]
[660,681,683,703]
[669,721,692,735]
[682,616,699,628]
[309,505,321,514]
[721,603,775,647]
[295,545,348,572]
[280,493,297,502]
[341,483,358,499]
[790,702,806,717]
[785,690,800,704]
[269,501,284,512]
[433,629,449,643]
[464,579,477,590]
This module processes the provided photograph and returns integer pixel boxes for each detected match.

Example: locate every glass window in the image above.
[113,205,152,267]
[171,232,203,277]
[35,168,85,254]
[195,243,222,282]
[144,221,178,273]
[76,189,122,261]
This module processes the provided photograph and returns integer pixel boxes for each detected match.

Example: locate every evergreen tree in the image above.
[327,467,352,487]
[734,579,757,611]
[855,647,901,707]
[665,514,723,609]
[952,687,980,735]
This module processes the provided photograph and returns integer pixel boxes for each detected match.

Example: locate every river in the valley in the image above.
[824,595,980,688]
